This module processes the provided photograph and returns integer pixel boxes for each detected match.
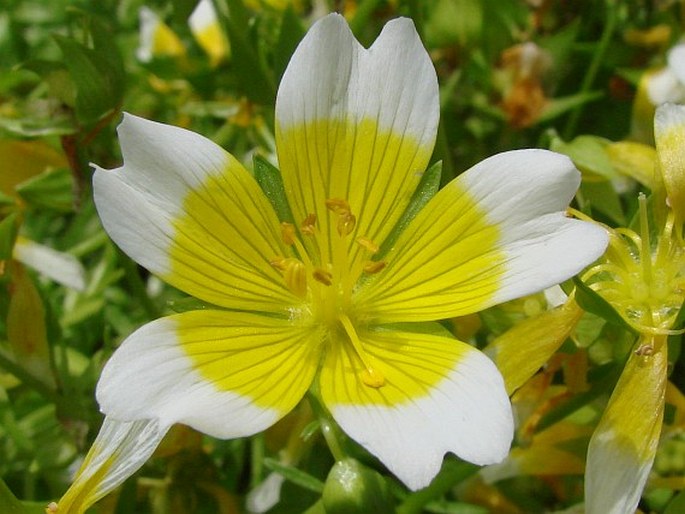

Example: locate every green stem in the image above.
[306,391,346,462]
[396,460,479,514]
[563,0,617,139]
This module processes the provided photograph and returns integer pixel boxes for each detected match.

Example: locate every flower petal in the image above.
[275,14,438,271]
[655,102,685,228]
[188,0,229,65]
[93,114,297,313]
[585,342,667,514]
[485,298,584,394]
[356,149,608,322]
[319,328,513,490]
[136,7,186,62]
[13,237,86,291]
[96,310,320,439]
[55,417,169,514]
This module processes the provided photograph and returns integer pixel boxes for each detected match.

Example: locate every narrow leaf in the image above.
[263,457,325,494]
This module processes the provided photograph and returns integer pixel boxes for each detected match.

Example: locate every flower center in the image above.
[584,193,685,340]
[271,198,387,388]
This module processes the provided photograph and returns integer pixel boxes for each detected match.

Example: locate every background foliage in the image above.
[1,0,685,512]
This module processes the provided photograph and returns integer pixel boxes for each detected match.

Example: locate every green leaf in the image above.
[425,0,482,48]
[0,479,22,514]
[263,457,325,494]
[217,0,275,104]
[573,277,636,333]
[0,212,18,260]
[536,360,624,432]
[665,489,685,514]
[538,91,604,124]
[274,6,306,81]
[16,167,74,211]
[424,500,488,514]
[54,35,116,123]
[253,154,294,223]
[549,134,617,181]
[581,180,626,225]
[376,161,442,259]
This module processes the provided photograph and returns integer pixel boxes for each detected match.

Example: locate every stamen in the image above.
[281,222,297,246]
[270,256,287,271]
[363,261,387,274]
[284,259,307,298]
[339,314,385,388]
[325,198,351,215]
[337,212,356,236]
[313,268,333,286]
[301,213,317,236]
[638,193,653,284]
[356,236,379,254]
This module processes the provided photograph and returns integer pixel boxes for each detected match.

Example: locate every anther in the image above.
[270,256,288,271]
[301,213,317,236]
[325,198,351,215]
[364,261,386,274]
[47,503,59,513]
[283,259,307,298]
[313,268,333,286]
[337,212,356,236]
[357,236,379,254]
[362,368,386,388]
[281,222,297,246]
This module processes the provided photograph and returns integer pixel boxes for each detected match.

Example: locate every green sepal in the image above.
[573,277,636,334]
[376,160,442,259]
[16,167,74,212]
[253,154,294,223]
[322,458,395,514]
[0,212,19,261]
[263,457,325,494]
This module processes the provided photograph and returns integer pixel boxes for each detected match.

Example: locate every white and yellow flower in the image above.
[584,103,685,514]
[633,43,685,141]
[188,0,229,66]
[51,14,607,513]
[136,6,186,63]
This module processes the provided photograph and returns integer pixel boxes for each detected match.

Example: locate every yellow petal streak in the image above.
[168,158,298,313]
[356,178,504,322]
[178,311,320,412]
[585,339,667,514]
[276,118,432,276]
[319,329,469,407]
